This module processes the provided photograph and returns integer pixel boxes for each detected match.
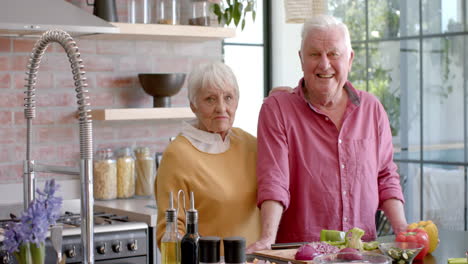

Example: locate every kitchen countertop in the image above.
[249,230,468,264]
[94,197,158,227]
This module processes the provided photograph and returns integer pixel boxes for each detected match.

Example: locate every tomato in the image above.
[395,228,430,260]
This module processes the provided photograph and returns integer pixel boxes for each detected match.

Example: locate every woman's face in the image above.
[191,84,238,139]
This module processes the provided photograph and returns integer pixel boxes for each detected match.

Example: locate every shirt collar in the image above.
[180,119,232,154]
[296,78,361,108]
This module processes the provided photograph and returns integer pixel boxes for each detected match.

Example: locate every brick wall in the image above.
[0,0,223,185]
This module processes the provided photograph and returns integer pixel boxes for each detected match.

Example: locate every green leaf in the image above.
[233,0,242,26]
[241,18,246,30]
[245,1,253,11]
[224,12,232,25]
[252,10,256,21]
[213,4,222,17]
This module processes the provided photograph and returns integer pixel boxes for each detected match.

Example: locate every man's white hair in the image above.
[300,14,352,54]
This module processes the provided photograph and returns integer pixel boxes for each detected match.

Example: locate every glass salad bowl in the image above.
[314,252,392,264]
[378,242,424,264]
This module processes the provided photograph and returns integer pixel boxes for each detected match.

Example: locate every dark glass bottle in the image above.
[181,192,200,264]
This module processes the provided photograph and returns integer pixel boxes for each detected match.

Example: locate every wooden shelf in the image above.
[91,107,195,121]
[82,22,236,41]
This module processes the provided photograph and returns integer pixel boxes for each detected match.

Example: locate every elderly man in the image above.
[248,15,407,251]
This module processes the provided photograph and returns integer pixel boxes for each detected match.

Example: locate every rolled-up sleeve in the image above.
[377,103,405,207]
[256,97,291,210]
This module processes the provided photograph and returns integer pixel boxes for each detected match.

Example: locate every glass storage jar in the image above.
[134,147,156,197]
[116,147,136,198]
[189,0,209,26]
[156,0,180,24]
[93,148,117,200]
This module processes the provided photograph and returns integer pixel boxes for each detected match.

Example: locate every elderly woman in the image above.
[154,62,261,247]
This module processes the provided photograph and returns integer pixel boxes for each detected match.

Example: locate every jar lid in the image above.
[199,236,220,263]
[96,148,114,159]
[135,146,150,155]
[223,237,246,263]
[116,147,133,157]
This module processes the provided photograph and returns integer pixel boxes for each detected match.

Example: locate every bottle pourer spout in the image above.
[190,191,195,210]
[169,191,174,209]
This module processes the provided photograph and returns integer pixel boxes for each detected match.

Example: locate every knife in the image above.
[271,242,309,250]
[51,224,63,264]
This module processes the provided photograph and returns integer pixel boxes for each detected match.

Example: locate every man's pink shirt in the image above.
[256,79,404,242]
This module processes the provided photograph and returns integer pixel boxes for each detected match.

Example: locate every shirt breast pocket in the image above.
[351,138,378,182]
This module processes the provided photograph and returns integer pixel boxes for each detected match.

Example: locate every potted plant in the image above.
[210,0,257,30]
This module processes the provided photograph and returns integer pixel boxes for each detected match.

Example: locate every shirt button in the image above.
[325,117,329,121]
[343,217,348,222]
[343,191,347,195]
[338,139,342,144]
[341,164,345,169]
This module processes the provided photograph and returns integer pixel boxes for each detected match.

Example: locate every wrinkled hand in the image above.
[246,239,272,254]
[393,223,408,235]
[268,86,293,96]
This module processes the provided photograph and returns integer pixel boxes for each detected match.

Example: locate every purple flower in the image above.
[2,180,62,252]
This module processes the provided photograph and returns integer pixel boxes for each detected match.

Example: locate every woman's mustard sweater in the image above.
[155,127,261,248]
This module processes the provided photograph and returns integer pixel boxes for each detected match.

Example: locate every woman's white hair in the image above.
[300,14,352,53]
[187,62,239,106]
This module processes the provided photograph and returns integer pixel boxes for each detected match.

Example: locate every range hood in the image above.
[0,0,119,37]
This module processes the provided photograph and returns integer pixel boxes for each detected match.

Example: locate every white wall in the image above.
[271,2,303,88]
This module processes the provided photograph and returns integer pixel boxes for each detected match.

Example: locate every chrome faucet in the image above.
[23,30,94,264]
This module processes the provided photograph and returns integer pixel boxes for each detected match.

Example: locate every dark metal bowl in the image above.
[138,73,186,107]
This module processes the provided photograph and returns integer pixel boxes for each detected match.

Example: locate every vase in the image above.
[14,242,45,264]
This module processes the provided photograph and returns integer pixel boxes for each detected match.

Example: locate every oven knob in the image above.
[112,242,122,253]
[97,244,106,255]
[66,246,76,258]
[128,240,138,251]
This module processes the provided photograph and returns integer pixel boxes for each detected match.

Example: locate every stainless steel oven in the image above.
[0,212,149,264]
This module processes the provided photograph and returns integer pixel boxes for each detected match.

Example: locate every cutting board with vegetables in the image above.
[252,249,310,264]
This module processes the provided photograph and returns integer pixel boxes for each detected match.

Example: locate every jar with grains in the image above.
[93,148,117,200]
[134,147,156,197]
[189,0,209,26]
[116,147,136,198]
[156,0,180,24]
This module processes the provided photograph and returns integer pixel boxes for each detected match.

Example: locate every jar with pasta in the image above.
[116,147,136,198]
[134,147,156,197]
[93,148,117,200]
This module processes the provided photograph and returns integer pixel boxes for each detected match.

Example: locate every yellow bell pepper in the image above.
[407,220,439,253]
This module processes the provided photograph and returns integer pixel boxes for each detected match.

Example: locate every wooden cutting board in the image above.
[252,249,312,264]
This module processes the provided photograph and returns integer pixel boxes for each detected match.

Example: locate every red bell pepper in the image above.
[395,228,430,260]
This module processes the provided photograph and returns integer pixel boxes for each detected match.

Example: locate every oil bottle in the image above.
[181,191,200,264]
[161,192,181,264]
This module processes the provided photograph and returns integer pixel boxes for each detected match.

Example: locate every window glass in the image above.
[329,0,366,41]
[348,43,366,91]
[396,162,419,223]
[395,40,421,160]
[368,0,401,39]
[368,41,402,138]
[422,0,464,34]
[422,36,464,163]
[224,0,264,44]
[400,162,466,231]
[225,45,264,136]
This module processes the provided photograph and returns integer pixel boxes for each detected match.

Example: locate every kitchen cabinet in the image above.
[91,107,194,121]
[82,22,236,41]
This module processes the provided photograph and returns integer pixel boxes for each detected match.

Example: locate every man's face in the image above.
[299,26,354,98]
